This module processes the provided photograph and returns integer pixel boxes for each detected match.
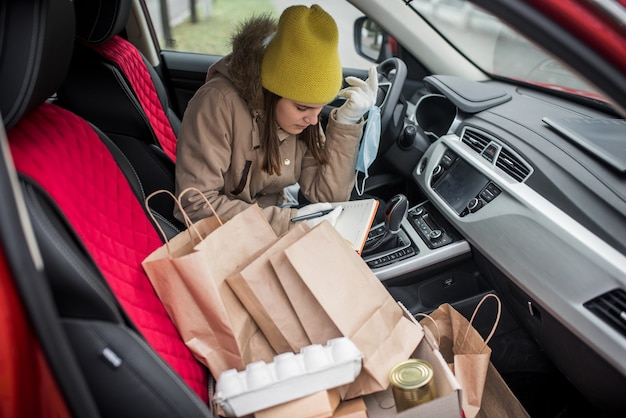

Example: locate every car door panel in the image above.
[160,51,220,118]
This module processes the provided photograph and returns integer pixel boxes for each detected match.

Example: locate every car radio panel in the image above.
[431,151,501,216]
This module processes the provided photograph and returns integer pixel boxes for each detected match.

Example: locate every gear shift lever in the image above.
[385,194,409,234]
[362,194,408,255]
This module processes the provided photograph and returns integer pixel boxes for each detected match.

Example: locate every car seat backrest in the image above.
[57,0,186,235]
[8,104,209,403]
[58,0,178,163]
[0,0,74,131]
[88,35,178,162]
[1,0,210,412]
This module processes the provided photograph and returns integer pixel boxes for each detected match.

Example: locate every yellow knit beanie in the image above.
[261,4,342,104]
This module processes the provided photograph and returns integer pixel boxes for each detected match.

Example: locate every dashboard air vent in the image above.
[460,127,533,182]
[461,128,490,153]
[584,289,626,338]
[496,148,531,182]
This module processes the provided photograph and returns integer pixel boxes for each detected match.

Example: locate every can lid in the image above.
[389,359,434,390]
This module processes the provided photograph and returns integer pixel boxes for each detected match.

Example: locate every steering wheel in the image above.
[375,57,407,142]
[322,57,407,154]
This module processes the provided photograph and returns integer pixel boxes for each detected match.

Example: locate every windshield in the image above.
[408,0,604,100]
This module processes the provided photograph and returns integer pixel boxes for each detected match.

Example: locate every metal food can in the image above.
[389,359,437,412]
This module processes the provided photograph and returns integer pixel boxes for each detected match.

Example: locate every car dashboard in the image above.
[372,75,626,410]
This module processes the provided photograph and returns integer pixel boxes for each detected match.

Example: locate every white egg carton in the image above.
[215,337,363,417]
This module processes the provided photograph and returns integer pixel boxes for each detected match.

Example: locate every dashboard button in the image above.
[429,229,443,240]
[432,164,443,178]
[441,152,456,168]
[486,183,501,196]
[480,189,495,202]
[467,198,482,213]
[482,143,499,162]
[411,206,425,217]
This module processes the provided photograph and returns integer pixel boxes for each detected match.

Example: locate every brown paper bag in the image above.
[363,312,463,418]
[269,221,422,400]
[419,293,501,418]
[254,388,341,418]
[142,188,278,379]
[226,223,312,353]
[476,362,530,418]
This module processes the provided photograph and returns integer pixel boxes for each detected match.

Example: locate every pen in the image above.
[290,208,336,223]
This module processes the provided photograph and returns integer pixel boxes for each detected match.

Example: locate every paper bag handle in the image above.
[414,312,441,348]
[145,189,203,254]
[461,293,502,354]
[177,187,223,226]
[144,188,223,256]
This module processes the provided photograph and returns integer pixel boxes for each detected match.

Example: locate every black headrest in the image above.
[0,0,75,130]
[74,0,131,45]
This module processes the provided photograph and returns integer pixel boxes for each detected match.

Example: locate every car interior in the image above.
[1,0,625,417]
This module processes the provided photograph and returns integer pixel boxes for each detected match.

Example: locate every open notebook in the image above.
[329,199,379,255]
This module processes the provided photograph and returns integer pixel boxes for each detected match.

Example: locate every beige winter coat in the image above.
[174,16,363,236]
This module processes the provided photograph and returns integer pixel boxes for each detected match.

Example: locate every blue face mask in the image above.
[355,106,381,196]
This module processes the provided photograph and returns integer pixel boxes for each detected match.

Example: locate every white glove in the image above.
[294,202,343,227]
[335,65,379,125]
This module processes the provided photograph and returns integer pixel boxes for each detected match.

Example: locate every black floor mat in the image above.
[503,371,601,418]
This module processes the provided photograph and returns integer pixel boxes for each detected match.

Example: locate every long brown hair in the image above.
[261,90,329,176]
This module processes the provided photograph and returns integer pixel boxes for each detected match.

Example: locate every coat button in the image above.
[283,158,291,166]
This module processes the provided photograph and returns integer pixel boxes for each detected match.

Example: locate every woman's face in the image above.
[275,98,325,135]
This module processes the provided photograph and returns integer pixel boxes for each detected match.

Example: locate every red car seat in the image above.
[0,0,211,415]
[58,0,178,162]
[57,0,183,232]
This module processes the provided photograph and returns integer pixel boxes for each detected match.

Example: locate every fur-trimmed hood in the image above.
[206,14,277,111]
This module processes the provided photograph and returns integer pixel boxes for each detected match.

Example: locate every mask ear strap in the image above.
[355,172,367,196]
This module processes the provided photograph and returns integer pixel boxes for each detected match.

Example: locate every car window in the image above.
[144,0,372,69]
[408,0,603,99]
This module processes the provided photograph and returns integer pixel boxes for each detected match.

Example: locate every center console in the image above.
[363,200,470,281]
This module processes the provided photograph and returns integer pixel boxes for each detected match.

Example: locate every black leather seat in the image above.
[0,0,212,415]
[57,0,183,234]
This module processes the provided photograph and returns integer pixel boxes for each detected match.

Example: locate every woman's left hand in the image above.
[294,202,343,227]
[335,65,379,125]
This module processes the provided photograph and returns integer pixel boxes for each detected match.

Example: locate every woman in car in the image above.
[175,4,377,235]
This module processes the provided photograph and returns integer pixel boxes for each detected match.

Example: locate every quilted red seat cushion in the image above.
[8,103,208,401]
[91,36,178,163]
